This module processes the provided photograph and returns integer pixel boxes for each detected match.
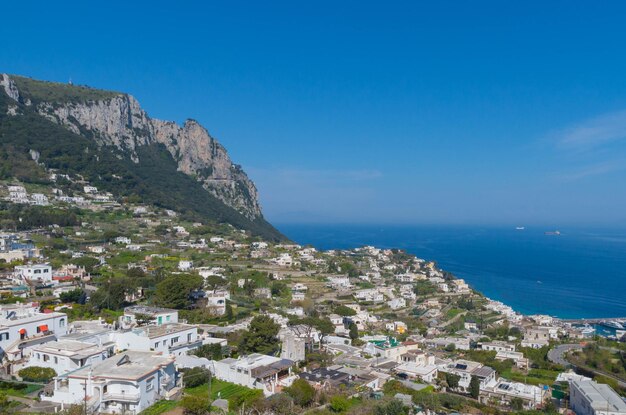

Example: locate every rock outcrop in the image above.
[2,74,262,220]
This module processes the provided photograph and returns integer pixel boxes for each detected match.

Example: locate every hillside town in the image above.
[0,180,624,415]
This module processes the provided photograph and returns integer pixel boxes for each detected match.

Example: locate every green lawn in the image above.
[139,400,178,415]
[185,379,255,400]
[0,382,43,397]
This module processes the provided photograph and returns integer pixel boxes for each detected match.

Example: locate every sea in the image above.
[276,224,626,320]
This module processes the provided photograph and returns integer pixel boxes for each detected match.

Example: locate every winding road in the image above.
[548,343,626,389]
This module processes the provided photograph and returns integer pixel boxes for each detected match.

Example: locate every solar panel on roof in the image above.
[455,363,468,370]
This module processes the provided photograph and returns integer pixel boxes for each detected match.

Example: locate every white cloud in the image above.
[556,109,626,150]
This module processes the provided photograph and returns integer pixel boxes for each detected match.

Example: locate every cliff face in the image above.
[2,74,262,220]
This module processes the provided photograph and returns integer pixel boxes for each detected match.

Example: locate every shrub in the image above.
[18,366,57,382]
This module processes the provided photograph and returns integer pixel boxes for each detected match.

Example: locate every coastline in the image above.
[277,223,626,320]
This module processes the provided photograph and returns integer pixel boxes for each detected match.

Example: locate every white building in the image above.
[479,341,516,352]
[121,306,178,329]
[28,339,115,375]
[43,351,178,414]
[354,289,384,303]
[480,379,548,410]
[115,323,201,357]
[205,290,230,316]
[83,186,98,194]
[211,354,296,396]
[570,378,626,415]
[327,276,352,289]
[0,303,68,362]
[114,237,131,245]
[178,260,193,271]
[388,298,407,310]
[521,327,551,348]
[14,264,53,283]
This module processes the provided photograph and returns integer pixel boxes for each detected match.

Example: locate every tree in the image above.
[469,375,480,399]
[445,372,460,389]
[180,395,210,415]
[349,322,359,341]
[59,289,84,303]
[374,399,407,415]
[225,301,234,320]
[334,305,356,317]
[445,343,456,352]
[510,397,524,411]
[239,315,280,355]
[182,367,211,388]
[192,343,223,360]
[329,395,350,412]
[90,278,131,310]
[271,281,287,296]
[205,274,225,290]
[155,274,203,309]
[265,393,294,415]
[284,378,316,407]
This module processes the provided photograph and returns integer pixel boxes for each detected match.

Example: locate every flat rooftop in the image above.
[133,323,194,338]
[69,351,173,381]
[33,340,113,359]
[573,379,626,412]
[124,306,177,316]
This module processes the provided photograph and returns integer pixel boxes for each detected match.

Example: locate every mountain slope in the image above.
[0,74,285,241]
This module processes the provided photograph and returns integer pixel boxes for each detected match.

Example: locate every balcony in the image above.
[102,391,141,402]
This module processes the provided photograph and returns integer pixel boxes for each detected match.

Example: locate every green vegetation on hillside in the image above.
[11,75,119,104]
[0,89,285,241]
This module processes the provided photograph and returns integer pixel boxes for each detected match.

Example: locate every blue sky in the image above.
[3,1,626,226]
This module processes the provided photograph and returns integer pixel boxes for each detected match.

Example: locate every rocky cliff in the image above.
[2,74,262,220]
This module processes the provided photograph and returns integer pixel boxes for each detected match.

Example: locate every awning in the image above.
[39,325,48,332]
[18,328,26,335]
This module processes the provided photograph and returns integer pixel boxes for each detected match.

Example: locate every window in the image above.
[43,355,49,362]
[0,333,8,341]
[166,315,170,322]
[54,357,58,364]
[34,269,41,274]
[154,343,158,349]
[146,377,155,392]
[59,319,65,327]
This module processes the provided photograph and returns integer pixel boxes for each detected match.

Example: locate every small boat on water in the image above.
[545,230,561,235]
[516,226,525,230]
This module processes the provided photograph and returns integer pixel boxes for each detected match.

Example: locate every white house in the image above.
[28,339,115,375]
[327,276,352,289]
[479,341,516,352]
[521,327,551,349]
[83,186,98,194]
[211,354,297,396]
[114,323,201,357]
[0,303,68,362]
[121,306,178,329]
[388,298,406,310]
[178,260,193,271]
[569,378,626,415]
[14,264,53,283]
[43,351,178,414]
[114,237,132,245]
[205,290,230,316]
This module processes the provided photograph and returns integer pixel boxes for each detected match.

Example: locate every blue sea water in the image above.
[276,224,626,319]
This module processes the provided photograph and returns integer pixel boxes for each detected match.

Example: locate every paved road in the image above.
[548,343,626,389]
[547,343,584,367]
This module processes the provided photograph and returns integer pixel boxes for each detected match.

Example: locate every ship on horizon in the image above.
[516,226,525,230]
[545,230,561,235]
